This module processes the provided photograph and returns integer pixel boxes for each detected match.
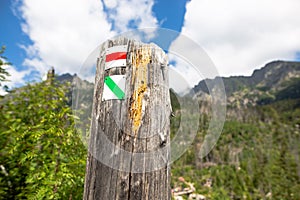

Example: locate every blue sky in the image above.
[1,0,189,93]
[1,1,30,70]
[1,0,300,94]
[1,0,187,74]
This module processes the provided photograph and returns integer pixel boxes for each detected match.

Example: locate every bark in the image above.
[83,37,171,200]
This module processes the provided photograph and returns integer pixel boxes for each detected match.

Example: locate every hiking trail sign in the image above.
[83,37,171,200]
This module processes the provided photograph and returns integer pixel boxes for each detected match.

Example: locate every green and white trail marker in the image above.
[102,75,126,100]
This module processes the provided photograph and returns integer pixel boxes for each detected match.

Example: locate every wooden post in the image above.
[83,37,171,200]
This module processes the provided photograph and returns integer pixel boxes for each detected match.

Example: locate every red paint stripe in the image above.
[106,52,127,62]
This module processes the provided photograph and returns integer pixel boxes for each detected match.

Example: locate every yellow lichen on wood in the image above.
[129,45,151,133]
[130,84,147,132]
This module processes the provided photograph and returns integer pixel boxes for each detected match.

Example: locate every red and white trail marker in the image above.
[105,45,127,70]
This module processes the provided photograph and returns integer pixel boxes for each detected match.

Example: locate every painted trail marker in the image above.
[102,75,126,100]
[105,45,127,70]
[84,37,171,200]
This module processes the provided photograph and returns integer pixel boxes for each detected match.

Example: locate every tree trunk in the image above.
[83,37,171,200]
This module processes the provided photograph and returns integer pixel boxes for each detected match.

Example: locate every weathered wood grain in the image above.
[83,37,171,200]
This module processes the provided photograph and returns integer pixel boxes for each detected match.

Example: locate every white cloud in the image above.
[18,0,114,76]
[169,64,195,95]
[168,33,220,93]
[102,0,158,32]
[23,58,48,74]
[0,64,31,95]
[102,0,118,9]
[16,0,158,81]
[176,0,300,81]
[168,51,204,93]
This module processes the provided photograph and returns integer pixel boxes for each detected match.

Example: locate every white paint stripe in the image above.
[103,83,119,100]
[106,45,128,54]
[105,59,126,70]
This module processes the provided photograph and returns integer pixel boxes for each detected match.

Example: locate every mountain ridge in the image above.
[193,60,300,106]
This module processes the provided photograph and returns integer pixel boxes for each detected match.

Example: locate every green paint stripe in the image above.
[105,76,125,99]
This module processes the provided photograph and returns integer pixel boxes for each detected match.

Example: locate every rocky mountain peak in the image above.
[193,60,300,107]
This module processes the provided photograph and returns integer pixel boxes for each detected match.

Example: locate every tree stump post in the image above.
[83,37,171,200]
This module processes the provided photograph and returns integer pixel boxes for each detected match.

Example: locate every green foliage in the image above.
[276,78,300,100]
[0,46,10,89]
[1,56,300,199]
[256,93,276,105]
[171,98,300,199]
[0,81,86,199]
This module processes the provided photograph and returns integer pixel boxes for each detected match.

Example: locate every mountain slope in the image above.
[193,61,300,106]
[171,61,300,199]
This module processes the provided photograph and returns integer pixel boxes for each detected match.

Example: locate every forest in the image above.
[1,46,300,199]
